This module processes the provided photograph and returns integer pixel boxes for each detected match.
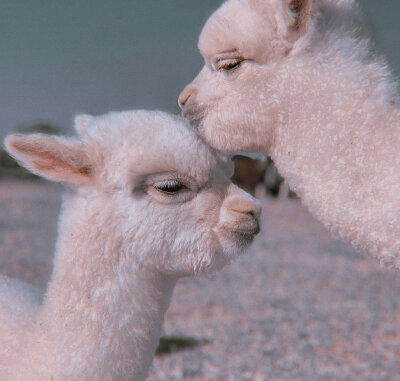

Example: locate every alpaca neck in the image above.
[39,192,177,380]
[269,34,399,188]
[266,36,399,256]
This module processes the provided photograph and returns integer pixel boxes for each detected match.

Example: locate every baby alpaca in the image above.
[0,111,260,381]
[179,0,400,267]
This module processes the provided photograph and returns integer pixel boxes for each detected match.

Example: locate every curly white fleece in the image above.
[180,0,400,267]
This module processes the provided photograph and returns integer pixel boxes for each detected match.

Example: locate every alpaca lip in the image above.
[233,222,260,236]
[182,104,207,129]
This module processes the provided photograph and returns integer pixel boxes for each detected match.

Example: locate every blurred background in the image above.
[1,2,400,379]
[0,0,399,138]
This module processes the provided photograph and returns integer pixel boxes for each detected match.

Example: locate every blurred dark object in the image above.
[0,149,19,169]
[264,157,284,197]
[0,123,61,179]
[155,336,205,356]
[17,123,61,136]
[232,154,267,195]
[0,149,35,179]
[232,154,297,198]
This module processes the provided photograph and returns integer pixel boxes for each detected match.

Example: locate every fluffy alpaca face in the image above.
[5,111,261,276]
[178,0,316,153]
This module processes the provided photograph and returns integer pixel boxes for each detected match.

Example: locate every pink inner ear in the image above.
[6,134,92,185]
[31,154,91,177]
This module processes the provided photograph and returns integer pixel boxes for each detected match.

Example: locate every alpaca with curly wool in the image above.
[0,110,260,381]
[179,0,400,267]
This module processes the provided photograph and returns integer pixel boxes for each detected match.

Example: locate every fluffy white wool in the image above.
[0,110,261,381]
[179,0,400,267]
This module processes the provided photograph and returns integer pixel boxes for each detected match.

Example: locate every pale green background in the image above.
[0,0,399,136]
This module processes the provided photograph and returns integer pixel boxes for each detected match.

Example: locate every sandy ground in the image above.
[1,179,400,380]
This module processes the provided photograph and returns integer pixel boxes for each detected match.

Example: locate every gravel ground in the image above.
[1,179,400,380]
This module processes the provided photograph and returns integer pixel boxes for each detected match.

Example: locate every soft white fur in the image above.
[179,0,400,267]
[0,110,261,381]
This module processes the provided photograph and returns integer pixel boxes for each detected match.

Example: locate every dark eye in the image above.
[217,58,243,72]
[153,179,187,194]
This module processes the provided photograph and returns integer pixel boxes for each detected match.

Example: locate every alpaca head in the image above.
[178,0,363,153]
[5,111,261,276]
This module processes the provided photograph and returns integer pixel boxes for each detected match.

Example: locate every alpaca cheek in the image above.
[198,111,235,153]
[202,101,266,154]
[194,68,230,106]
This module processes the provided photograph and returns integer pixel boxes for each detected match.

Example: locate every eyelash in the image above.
[153,179,188,194]
[217,59,243,72]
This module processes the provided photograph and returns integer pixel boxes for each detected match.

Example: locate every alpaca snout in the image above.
[178,83,208,129]
[229,202,261,236]
[232,217,260,236]
[178,84,196,109]
[227,191,262,219]
[219,190,262,237]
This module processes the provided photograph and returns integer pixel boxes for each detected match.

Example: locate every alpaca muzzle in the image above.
[217,190,262,242]
[233,218,260,236]
[181,103,207,130]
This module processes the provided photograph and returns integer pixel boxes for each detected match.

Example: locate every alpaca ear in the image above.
[74,114,94,135]
[4,134,92,185]
[286,0,313,33]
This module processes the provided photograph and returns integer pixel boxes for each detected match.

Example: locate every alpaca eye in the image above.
[153,180,187,195]
[217,58,243,72]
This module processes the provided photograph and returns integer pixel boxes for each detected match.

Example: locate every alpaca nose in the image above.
[221,188,262,235]
[228,194,262,220]
[178,84,196,109]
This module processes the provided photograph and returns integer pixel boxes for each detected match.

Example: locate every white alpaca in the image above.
[0,110,261,381]
[179,0,400,267]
